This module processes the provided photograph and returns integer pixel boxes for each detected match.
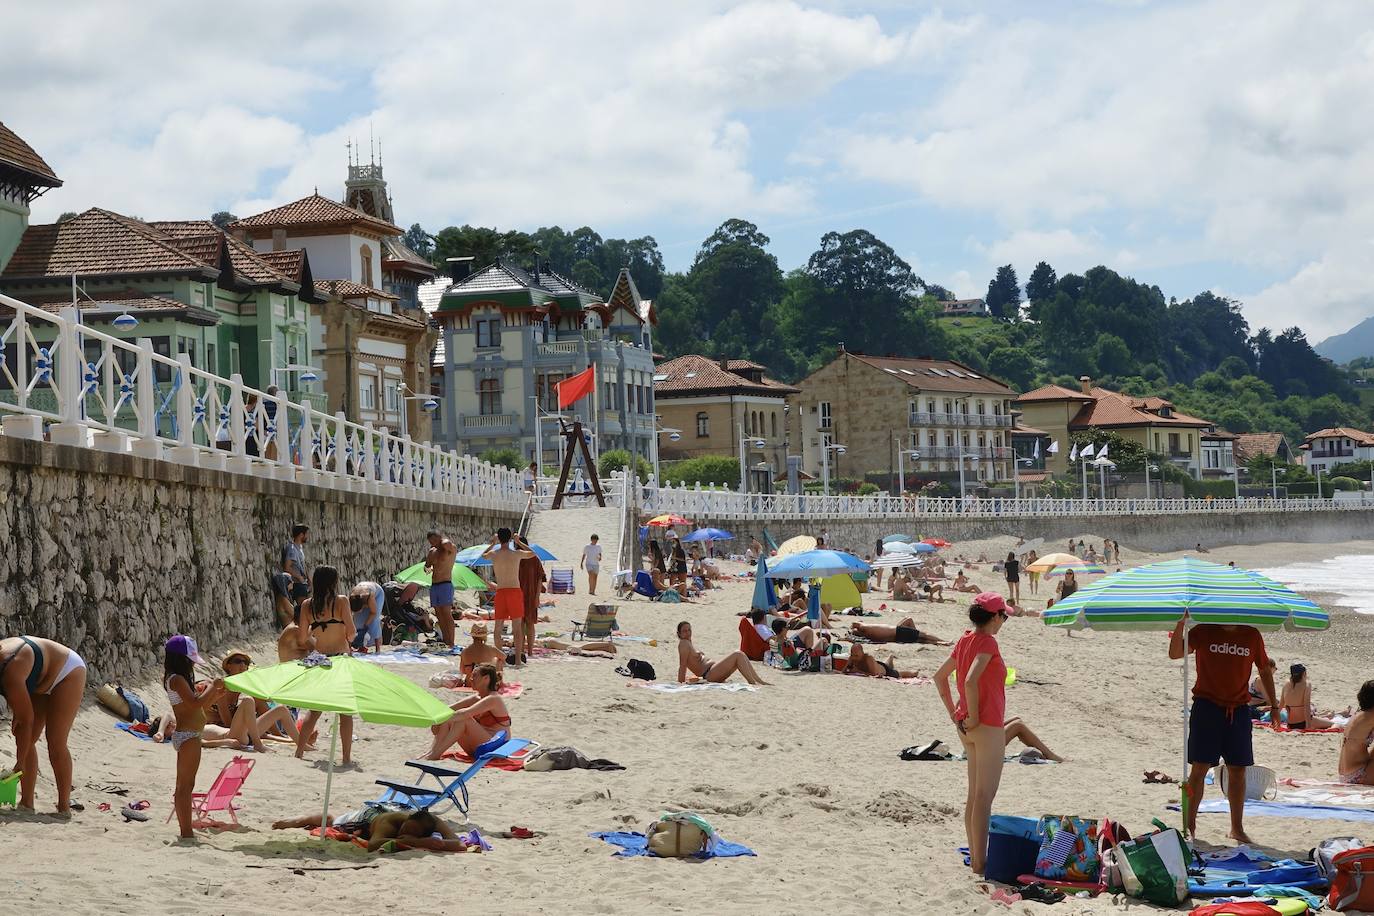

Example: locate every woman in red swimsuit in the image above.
[421,664,512,760]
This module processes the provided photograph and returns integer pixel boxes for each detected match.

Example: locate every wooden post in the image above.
[550,420,606,509]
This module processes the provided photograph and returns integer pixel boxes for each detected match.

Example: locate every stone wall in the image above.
[0,437,519,681]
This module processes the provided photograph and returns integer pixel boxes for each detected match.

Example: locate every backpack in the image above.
[1316,837,1366,880]
[1329,845,1374,911]
[616,659,656,681]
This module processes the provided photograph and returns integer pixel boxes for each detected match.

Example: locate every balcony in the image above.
[915,446,1013,460]
[908,412,1012,428]
[537,341,581,357]
[1311,448,1355,459]
[462,413,519,431]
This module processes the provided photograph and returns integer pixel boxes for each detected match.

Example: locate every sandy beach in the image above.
[5,534,1374,915]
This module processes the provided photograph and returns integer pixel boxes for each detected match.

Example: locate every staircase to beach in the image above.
[524,504,627,588]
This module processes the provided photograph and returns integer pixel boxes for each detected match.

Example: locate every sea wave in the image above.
[1256,555,1374,615]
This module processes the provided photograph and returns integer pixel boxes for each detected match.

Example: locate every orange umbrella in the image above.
[647,514,691,527]
[921,538,952,548]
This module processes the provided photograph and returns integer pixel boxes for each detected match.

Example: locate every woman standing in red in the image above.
[935,592,1010,876]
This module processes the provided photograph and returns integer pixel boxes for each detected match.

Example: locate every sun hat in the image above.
[165,634,203,663]
[469,622,489,639]
[221,651,252,671]
[973,592,1009,615]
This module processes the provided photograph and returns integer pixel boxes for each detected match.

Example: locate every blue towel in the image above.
[1181,798,1374,823]
[114,722,153,742]
[591,831,756,859]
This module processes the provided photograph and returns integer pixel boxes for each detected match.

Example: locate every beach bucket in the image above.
[985,815,1043,884]
[0,771,20,807]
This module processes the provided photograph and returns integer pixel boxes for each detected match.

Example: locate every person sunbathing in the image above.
[891,572,917,601]
[211,652,305,750]
[537,637,617,655]
[849,618,948,646]
[676,621,768,685]
[1339,680,1374,784]
[1281,663,1344,730]
[460,623,506,683]
[273,805,470,852]
[770,618,829,659]
[1004,716,1064,762]
[421,664,511,760]
[846,643,920,679]
[951,571,980,593]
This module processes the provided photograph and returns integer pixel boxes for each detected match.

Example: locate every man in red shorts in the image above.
[483,527,536,667]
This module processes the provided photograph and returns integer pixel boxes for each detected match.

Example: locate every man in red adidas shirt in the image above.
[1170,615,1278,843]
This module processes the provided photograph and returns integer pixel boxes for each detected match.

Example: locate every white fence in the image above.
[0,294,525,511]
[639,481,1374,521]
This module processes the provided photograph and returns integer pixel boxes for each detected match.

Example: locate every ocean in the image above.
[1257,554,1374,615]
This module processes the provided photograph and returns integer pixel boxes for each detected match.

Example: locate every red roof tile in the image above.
[231,194,402,236]
[315,278,400,301]
[1234,432,1289,461]
[1304,427,1374,446]
[2,209,218,279]
[848,354,1015,396]
[0,122,60,186]
[654,354,798,397]
[1015,383,1094,403]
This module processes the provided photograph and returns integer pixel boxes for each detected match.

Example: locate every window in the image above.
[943,398,952,414]
[696,411,709,438]
[976,401,985,415]
[1187,433,1193,451]
[927,399,936,414]
[928,432,937,447]
[385,381,399,413]
[945,432,954,448]
[771,412,778,438]
[360,244,374,287]
[176,335,197,369]
[476,318,501,349]
[1169,432,1180,454]
[818,401,832,429]
[153,336,172,382]
[206,342,217,375]
[479,378,502,415]
[229,343,241,376]
[359,376,377,410]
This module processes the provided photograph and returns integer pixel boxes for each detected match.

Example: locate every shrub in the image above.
[1328,475,1363,492]
[479,447,523,470]
[598,448,652,481]
[857,482,879,495]
[660,455,740,489]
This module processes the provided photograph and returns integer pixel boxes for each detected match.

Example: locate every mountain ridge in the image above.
[1316,316,1374,364]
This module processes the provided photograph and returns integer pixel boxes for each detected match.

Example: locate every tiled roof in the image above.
[230,193,402,236]
[417,277,450,366]
[0,122,61,186]
[2,208,219,279]
[654,354,798,397]
[1304,427,1374,446]
[1068,391,1211,429]
[606,268,644,324]
[8,288,218,325]
[446,261,543,294]
[381,236,437,275]
[1011,421,1049,436]
[725,359,767,371]
[1202,428,1238,441]
[315,278,400,301]
[848,354,1015,395]
[150,220,300,290]
[535,267,600,299]
[1234,432,1289,461]
[257,249,306,280]
[1015,384,1094,403]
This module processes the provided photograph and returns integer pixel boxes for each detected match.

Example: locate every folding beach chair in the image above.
[628,570,661,601]
[373,732,536,820]
[549,568,575,594]
[166,754,255,827]
[572,604,618,640]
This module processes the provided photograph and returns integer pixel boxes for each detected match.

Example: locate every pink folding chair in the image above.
[166,755,255,827]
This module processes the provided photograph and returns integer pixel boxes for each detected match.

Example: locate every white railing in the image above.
[639,481,1374,520]
[0,294,525,512]
[537,341,581,356]
[461,413,518,430]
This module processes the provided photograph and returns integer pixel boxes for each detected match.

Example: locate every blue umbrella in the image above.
[456,542,558,566]
[683,527,733,542]
[886,541,936,555]
[763,549,868,579]
[752,556,778,612]
[882,533,916,544]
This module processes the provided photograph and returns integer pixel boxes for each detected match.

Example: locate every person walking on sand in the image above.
[1169,613,1277,844]
[1024,549,1040,596]
[581,534,603,596]
[425,530,459,646]
[1002,551,1020,604]
[934,593,1012,877]
[483,528,536,667]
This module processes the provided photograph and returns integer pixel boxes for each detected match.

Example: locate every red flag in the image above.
[556,365,596,408]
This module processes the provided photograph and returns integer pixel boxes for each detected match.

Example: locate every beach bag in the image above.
[1315,837,1366,880]
[1113,823,1190,906]
[1095,818,1133,891]
[658,588,683,603]
[1329,845,1374,911]
[615,659,656,681]
[1215,765,1278,801]
[1035,815,1100,882]
[646,814,712,857]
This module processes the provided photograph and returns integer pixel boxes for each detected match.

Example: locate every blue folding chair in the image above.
[372,732,534,820]
[631,570,661,600]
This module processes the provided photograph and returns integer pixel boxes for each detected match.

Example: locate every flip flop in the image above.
[510,826,535,839]
[128,799,151,810]
[1016,882,1066,904]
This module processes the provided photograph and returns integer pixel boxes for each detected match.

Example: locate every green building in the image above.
[0,121,62,274]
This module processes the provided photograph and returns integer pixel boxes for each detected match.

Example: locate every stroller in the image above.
[381,581,439,645]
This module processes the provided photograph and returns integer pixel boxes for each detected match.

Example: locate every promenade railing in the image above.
[0,295,524,511]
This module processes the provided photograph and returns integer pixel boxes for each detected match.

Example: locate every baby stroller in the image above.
[382,580,438,644]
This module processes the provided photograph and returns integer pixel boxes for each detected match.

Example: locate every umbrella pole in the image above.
[1181,623,1191,837]
[320,714,340,832]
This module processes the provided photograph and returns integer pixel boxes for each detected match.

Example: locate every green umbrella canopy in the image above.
[394,561,488,591]
[225,655,455,727]
[1042,557,1329,632]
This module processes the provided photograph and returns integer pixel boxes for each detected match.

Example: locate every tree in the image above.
[802,229,920,356]
[598,448,652,481]
[479,447,523,469]
[987,347,1036,390]
[403,223,433,259]
[431,225,537,271]
[984,264,1021,320]
[1093,333,1135,378]
[660,455,740,489]
[1069,429,1148,471]
[688,219,784,359]
[210,211,238,230]
[654,274,705,360]
[1025,261,1057,308]
[922,282,954,300]
[56,211,78,223]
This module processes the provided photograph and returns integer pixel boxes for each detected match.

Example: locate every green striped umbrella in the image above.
[1042,557,1327,833]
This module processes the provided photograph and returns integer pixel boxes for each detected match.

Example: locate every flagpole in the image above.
[590,363,600,464]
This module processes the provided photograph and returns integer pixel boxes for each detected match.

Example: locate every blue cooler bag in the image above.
[986,815,1043,884]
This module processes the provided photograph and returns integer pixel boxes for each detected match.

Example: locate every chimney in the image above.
[531,258,540,284]
[445,256,474,284]
[271,228,286,252]
[1079,375,1093,394]
[719,358,729,372]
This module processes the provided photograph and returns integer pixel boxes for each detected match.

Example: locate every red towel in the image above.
[440,749,525,771]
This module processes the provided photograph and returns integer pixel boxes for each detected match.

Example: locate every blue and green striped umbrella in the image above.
[1043,557,1328,631]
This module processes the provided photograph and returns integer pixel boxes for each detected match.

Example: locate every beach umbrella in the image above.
[776,535,818,558]
[870,554,925,570]
[394,561,488,591]
[225,654,455,832]
[1042,557,1328,826]
[1024,552,1084,574]
[647,514,691,527]
[819,573,862,610]
[1043,562,1105,578]
[752,556,779,612]
[764,549,869,580]
[885,540,936,555]
[456,542,557,566]
[683,527,733,542]
[921,538,953,548]
[807,581,822,625]
[882,533,916,544]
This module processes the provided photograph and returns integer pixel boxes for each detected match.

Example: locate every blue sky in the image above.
[9,0,1374,340]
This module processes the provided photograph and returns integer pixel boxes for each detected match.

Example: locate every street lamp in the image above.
[738,422,766,493]
[821,442,847,496]
[652,423,681,483]
[1316,466,1325,500]
[1144,462,1160,499]
[958,451,980,499]
[893,436,919,494]
[398,383,439,440]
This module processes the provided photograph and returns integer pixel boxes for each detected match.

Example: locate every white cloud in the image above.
[1247,238,1374,339]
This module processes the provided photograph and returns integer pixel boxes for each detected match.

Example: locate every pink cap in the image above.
[973,592,1008,614]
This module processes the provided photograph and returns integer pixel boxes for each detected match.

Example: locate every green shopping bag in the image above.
[1111,822,1190,905]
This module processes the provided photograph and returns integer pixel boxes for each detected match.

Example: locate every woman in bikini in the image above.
[295,565,356,764]
[1280,663,1341,731]
[208,652,305,750]
[1339,681,1374,784]
[0,635,88,813]
[846,643,921,679]
[676,621,769,685]
[421,664,512,760]
[163,634,225,838]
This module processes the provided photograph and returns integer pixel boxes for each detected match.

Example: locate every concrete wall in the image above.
[679,509,1374,557]
[0,436,519,682]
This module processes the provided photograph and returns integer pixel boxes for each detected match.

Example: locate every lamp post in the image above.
[738,423,766,493]
[958,451,981,500]
[398,383,439,441]
[821,443,847,496]
[1144,462,1159,500]
[1316,466,1325,500]
[653,423,681,483]
[893,435,919,494]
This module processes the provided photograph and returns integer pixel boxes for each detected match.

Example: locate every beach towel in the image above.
[1181,799,1374,824]
[591,830,756,859]
[115,721,154,742]
[358,650,452,666]
[626,681,758,694]
[440,748,527,771]
[1277,782,1374,809]
[1256,722,1344,734]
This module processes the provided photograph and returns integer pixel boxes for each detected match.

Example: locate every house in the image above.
[231,170,437,439]
[1200,428,1237,479]
[653,355,798,491]
[1,209,319,400]
[1015,376,1213,478]
[1299,428,1374,476]
[938,298,989,317]
[787,350,1018,492]
[425,260,656,468]
[0,121,62,273]
[1234,432,1295,466]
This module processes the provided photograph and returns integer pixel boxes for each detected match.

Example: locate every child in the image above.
[163,634,224,839]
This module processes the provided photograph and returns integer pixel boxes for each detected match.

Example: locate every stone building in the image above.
[653,355,798,491]
[787,350,1018,492]
[0,121,62,273]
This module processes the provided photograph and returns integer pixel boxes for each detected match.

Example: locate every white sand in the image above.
[6,535,1374,914]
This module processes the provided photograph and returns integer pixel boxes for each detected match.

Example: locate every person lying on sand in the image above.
[154,709,313,752]
[676,621,768,686]
[951,571,980,593]
[421,664,510,760]
[1339,681,1374,785]
[537,637,617,656]
[1004,716,1064,762]
[846,643,920,679]
[850,618,949,646]
[273,805,469,852]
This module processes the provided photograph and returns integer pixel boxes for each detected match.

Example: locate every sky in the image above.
[7,0,1374,341]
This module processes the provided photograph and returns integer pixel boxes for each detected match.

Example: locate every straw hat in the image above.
[221,650,252,671]
[469,623,489,639]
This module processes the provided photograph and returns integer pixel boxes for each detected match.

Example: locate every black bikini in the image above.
[0,637,44,695]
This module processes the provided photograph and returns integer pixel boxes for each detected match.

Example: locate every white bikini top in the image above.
[165,675,189,706]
